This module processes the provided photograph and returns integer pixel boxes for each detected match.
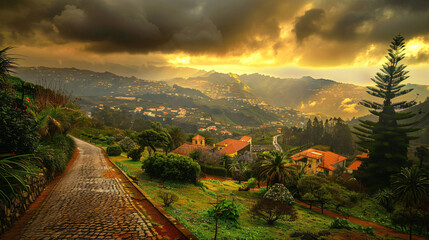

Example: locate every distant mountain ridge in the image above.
[166,71,429,119]
[15,66,429,120]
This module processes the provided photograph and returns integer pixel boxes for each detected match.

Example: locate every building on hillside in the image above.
[220,130,232,136]
[240,136,252,145]
[347,152,368,174]
[192,135,206,146]
[290,148,347,176]
[171,135,211,157]
[215,136,252,157]
[171,143,212,157]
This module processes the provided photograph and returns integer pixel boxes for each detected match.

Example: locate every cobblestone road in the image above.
[20,138,158,239]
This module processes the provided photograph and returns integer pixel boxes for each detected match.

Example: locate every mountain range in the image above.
[15,66,429,120]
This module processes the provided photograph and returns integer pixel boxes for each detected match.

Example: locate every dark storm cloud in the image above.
[0,0,308,54]
[294,8,325,42]
[385,0,429,11]
[1,0,429,65]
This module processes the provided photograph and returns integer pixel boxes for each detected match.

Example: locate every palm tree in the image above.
[0,47,15,81]
[258,148,300,188]
[228,160,250,183]
[168,125,186,150]
[392,167,429,240]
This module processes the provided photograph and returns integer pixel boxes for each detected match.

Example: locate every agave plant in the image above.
[0,154,39,206]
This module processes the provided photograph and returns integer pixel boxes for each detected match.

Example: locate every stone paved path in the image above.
[20,138,158,239]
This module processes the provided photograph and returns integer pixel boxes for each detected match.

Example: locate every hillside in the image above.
[16,66,428,123]
[167,72,429,120]
[14,67,306,130]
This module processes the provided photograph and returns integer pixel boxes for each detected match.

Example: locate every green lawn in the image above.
[114,159,378,240]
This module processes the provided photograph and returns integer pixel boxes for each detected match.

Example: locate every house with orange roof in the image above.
[192,135,206,146]
[220,130,232,136]
[240,136,252,145]
[290,148,347,176]
[215,138,251,157]
[171,143,212,157]
[172,135,212,157]
[347,152,368,174]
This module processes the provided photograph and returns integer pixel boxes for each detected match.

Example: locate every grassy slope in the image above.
[111,158,377,240]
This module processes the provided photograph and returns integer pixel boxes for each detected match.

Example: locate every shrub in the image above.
[127,148,143,161]
[106,145,122,156]
[142,153,200,183]
[200,163,228,177]
[0,88,40,154]
[35,135,75,179]
[0,154,39,206]
[263,183,294,205]
[105,136,115,145]
[246,178,257,189]
[114,134,125,141]
[356,226,375,236]
[158,190,179,207]
[329,218,351,230]
[251,198,297,225]
[207,199,241,222]
[118,137,136,153]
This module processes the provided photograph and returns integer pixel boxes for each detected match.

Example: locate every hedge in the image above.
[143,153,200,183]
[200,164,228,177]
[106,145,122,156]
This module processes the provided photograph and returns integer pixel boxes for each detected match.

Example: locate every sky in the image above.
[1,0,429,85]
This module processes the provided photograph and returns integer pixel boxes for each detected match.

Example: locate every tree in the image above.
[0,47,15,83]
[353,35,419,192]
[137,123,172,154]
[415,146,429,169]
[168,125,186,150]
[228,157,252,183]
[251,198,297,225]
[258,150,297,188]
[392,167,429,240]
[374,188,395,213]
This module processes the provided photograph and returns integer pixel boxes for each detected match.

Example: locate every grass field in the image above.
[110,156,379,240]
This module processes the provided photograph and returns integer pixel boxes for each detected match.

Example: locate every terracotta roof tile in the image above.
[192,134,205,140]
[171,143,212,157]
[290,148,347,171]
[216,139,250,155]
[240,136,252,142]
[347,152,368,170]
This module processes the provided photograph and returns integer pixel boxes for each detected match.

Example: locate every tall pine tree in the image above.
[353,35,419,192]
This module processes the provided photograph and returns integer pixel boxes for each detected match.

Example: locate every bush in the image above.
[251,198,297,225]
[118,137,136,153]
[105,136,115,145]
[263,183,295,205]
[200,163,228,177]
[0,88,40,154]
[106,145,122,156]
[158,190,179,207]
[356,226,375,236]
[127,148,142,161]
[35,135,75,179]
[246,178,257,189]
[329,218,351,230]
[142,153,200,183]
[207,199,241,222]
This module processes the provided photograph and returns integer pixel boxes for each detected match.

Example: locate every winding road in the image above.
[273,134,283,153]
[19,138,159,239]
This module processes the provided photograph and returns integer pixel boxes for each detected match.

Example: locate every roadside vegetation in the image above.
[0,48,78,207]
